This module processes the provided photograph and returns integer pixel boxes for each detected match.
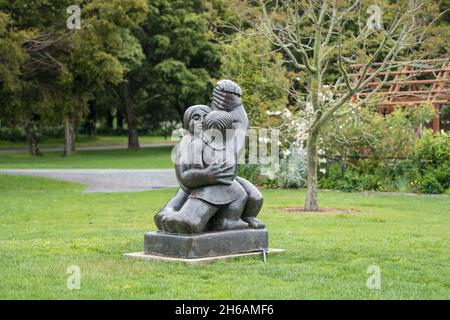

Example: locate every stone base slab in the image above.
[124,248,285,264]
[143,229,269,259]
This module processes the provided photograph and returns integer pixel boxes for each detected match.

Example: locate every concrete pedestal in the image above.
[144,229,268,259]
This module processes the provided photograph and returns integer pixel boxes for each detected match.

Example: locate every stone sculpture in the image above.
[144,80,267,259]
[154,80,264,234]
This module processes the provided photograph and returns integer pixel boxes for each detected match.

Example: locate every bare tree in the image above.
[249,0,442,210]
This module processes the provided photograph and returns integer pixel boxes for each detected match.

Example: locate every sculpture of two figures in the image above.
[154,80,265,234]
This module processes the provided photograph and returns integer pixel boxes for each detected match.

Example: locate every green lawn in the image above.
[0,174,449,299]
[0,147,174,169]
[0,135,173,149]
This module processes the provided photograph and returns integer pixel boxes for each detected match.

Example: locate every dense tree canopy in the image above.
[0,0,448,157]
[136,0,222,120]
[0,0,148,154]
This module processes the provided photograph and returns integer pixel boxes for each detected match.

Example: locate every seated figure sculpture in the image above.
[164,110,249,233]
[154,80,264,234]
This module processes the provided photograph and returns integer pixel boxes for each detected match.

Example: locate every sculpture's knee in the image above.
[250,189,263,206]
[248,187,263,207]
[242,188,263,218]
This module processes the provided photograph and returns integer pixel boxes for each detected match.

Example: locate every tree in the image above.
[0,10,39,155]
[60,0,148,155]
[247,0,445,210]
[0,0,148,156]
[220,32,289,128]
[118,0,222,150]
[87,0,219,150]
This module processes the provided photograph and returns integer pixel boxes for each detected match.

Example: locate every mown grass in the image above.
[0,147,174,169]
[0,135,173,149]
[0,174,449,299]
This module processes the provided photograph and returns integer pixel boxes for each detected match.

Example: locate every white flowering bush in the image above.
[265,85,333,182]
[278,145,307,188]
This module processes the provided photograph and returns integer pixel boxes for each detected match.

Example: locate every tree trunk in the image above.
[64,116,76,156]
[85,100,97,137]
[116,107,124,129]
[305,130,319,211]
[124,85,140,150]
[25,119,42,156]
[106,113,114,130]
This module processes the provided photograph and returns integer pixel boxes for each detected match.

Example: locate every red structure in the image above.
[350,59,450,132]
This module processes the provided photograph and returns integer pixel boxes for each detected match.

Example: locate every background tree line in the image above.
[0,0,229,155]
[1,0,448,155]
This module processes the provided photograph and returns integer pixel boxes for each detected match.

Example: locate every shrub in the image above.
[434,165,450,189]
[393,160,420,182]
[341,171,364,192]
[237,164,261,185]
[0,128,25,141]
[394,176,410,193]
[237,164,278,188]
[414,130,450,167]
[360,174,383,191]
[322,105,434,161]
[40,127,65,139]
[418,173,445,194]
[319,163,341,189]
[278,147,307,188]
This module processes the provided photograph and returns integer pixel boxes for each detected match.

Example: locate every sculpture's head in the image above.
[183,104,212,136]
[211,79,242,111]
[203,110,233,135]
[202,110,233,149]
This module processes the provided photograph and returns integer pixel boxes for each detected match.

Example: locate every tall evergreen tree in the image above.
[120,0,222,149]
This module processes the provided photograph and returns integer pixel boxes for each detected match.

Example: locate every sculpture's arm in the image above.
[230,106,249,158]
[176,163,235,190]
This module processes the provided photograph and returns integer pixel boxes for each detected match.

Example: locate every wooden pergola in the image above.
[349,59,450,132]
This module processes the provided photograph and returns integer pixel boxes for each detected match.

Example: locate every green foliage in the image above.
[418,173,445,194]
[315,105,450,194]
[319,163,367,192]
[135,0,221,121]
[148,58,211,115]
[339,171,365,193]
[328,169,365,193]
[394,176,410,193]
[220,32,289,127]
[414,129,450,167]
[237,164,262,184]
[0,0,149,134]
[0,11,27,118]
[0,128,24,142]
[322,104,435,160]
[392,160,420,182]
[236,163,280,188]
[359,173,384,191]
[316,155,448,194]
[319,163,342,190]
[434,165,450,189]
[70,0,148,89]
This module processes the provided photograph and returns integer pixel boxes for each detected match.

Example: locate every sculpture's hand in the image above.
[205,162,234,185]
[212,80,243,111]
